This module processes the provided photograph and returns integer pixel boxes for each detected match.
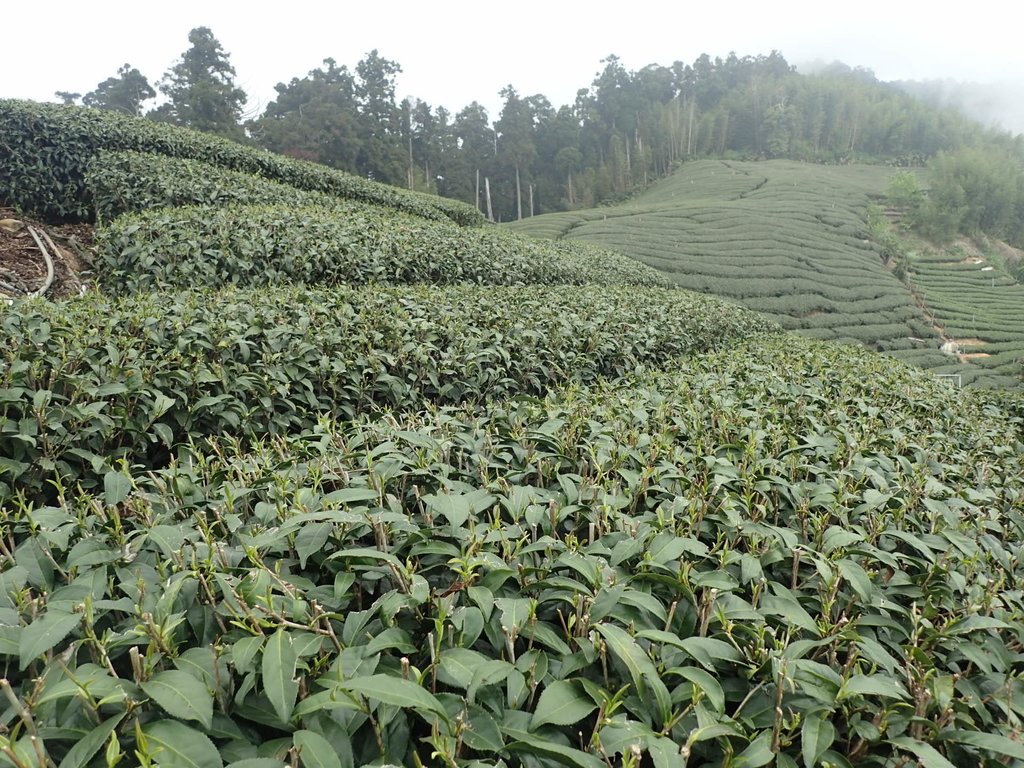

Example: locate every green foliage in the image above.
[247,58,362,171]
[6,61,1024,767]
[149,26,248,141]
[886,170,924,210]
[0,99,484,226]
[82,63,155,115]
[892,148,1024,247]
[924,147,1024,245]
[3,336,1024,766]
[97,202,668,294]
[867,203,910,281]
[0,284,773,501]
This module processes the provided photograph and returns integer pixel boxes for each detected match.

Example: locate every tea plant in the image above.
[97,204,668,294]
[4,336,1024,767]
[0,284,774,502]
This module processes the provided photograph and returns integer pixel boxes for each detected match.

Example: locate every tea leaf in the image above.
[530,680,596,729]
[19,610,80,670]
[293,730,343,768]
[262,629,299,724]
[141,670,214,729]
[142,721,223,768]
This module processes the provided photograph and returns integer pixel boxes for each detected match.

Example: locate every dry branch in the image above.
[26,225,55,297]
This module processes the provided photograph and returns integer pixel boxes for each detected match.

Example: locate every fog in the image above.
[893,78,1024,136]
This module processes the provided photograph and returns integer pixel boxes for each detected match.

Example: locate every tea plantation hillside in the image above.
[902,237,1024,389]
[5,102,1024,768]
[507,160,1020,387]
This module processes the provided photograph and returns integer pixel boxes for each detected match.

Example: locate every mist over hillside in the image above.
[891,78,1024,136]
[797,60,1024,137]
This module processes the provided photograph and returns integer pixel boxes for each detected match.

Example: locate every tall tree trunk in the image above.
[567,171,574,206]
[475,169,480,211]
[485,176,494,222]
[687,97,696,156]
[516,164,522,221]
[408,136,414,190]
[688,96,696,156]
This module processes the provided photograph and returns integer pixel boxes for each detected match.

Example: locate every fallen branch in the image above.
[26,225,55,297]
[0,266,30,295]
[49,231,94,265]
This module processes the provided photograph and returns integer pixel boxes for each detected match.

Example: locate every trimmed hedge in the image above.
[0,284,778,500]
[0,99,484,226]
[97,203,670,293]
[86,150,376,222]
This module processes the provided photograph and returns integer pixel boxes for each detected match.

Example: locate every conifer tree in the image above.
[83,64,155,115]
[150,27,247,141]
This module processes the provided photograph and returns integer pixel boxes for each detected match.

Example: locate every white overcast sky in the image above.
[3,0,1022,130]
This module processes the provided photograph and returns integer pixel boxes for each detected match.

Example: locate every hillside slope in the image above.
[508,159,1009,386]
[6,103,1024,768]
[903,236,1024,388]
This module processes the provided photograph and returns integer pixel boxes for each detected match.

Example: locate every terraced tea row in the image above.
[87,150,376,222]
[98,203,666,294]
[907,243,1024,388]
[509,160,974,379]
[0,284,775,502]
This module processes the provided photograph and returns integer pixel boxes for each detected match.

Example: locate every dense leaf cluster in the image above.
[0,284,773,501]
[0,99,483,226]
[97,203,668,294]
[4,337,1024,767]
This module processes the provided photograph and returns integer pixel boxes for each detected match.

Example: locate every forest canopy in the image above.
[57,30,1024,230]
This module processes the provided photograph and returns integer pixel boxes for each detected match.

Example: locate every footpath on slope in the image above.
[0,206,92,299]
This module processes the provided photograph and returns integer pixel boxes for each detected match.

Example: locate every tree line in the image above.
[58,27,1024,230]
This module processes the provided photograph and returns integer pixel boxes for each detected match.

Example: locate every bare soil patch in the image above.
[0,206,94,299]
[952,338,987,347]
